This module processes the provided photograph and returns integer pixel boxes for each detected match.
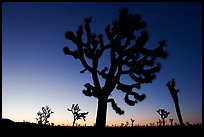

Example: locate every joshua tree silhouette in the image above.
[63,7,168,127]
[167,78,185,126]
[36,105,54,125]
[130,119,135,127]
[67,104,89,126]
[157,109,170,126]
[169,118,174,126]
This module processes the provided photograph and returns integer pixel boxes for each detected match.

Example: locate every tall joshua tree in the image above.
[167,78,184,126]
[63,8,168,127]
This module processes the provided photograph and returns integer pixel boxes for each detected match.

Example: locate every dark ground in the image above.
[1,118,203,136]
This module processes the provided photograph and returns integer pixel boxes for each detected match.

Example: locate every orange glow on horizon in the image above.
[4,116,202,127]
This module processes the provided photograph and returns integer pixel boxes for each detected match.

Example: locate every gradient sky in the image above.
[2,2,202,126]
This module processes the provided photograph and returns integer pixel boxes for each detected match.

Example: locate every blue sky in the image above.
[2,2,202,126]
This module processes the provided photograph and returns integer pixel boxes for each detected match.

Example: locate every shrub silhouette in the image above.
[36,105,54,125]
[125,121,129,127]
[63,7,168,127]
[157,109,170,126]
[67,104,89,126]
[149,122,154,126]
[156,119,162,126]
[167,78,185,126]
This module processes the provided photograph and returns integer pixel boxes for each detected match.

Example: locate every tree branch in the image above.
[124,91,146,106]
[82,83,99,98]
[107,98,124,115]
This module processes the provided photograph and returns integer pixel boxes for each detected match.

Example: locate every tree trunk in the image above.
[95,98,108,128]
[162,118,165,126]
[72,115,76,126]
[174,101,185,126]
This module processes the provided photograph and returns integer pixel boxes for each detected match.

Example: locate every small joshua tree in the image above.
[157,109,170,126]
[167,78,184,126]
[36,105,54,125]
[130,119,135,127]
[67,104,89,126]
[169,118,174,126]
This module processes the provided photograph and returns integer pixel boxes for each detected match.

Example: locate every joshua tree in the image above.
[157,109,170,126]
[169,118,174,126]
[130,119,135,127]
[67,104,89,126]
[167,78,185,126]
[63,7,168,127]
[36,105,54,125]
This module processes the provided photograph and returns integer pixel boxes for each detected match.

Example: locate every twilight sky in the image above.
[2,2,202,126]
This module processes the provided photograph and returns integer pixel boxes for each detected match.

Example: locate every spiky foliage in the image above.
[167,78,185,126]
[67,104,89,126]
[157,109,170,126]
[36,105,54,125]
[63,7,168,127]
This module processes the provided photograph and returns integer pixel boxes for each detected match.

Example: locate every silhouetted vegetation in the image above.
[63,7,168,128]
[1,118,202,136]
[67,104,89,126]
[36,105,54,125]
[156,119,163,126]
[167,78,185,126]
[157,109,170,126]
[125,121,129,127]
[169,118,174,126]
[130,119,135,127]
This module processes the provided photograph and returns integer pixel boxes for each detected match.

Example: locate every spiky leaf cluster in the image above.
[157,109,170,119]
